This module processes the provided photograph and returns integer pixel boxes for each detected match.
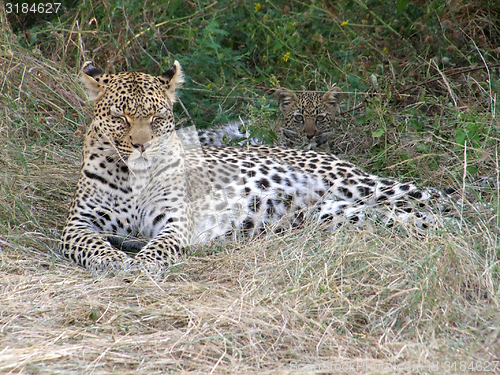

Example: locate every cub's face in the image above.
[276,88,342,145]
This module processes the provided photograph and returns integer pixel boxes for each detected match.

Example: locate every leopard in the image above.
[60,61,445,272]
[195,87,342,148]
[275,87,342,147]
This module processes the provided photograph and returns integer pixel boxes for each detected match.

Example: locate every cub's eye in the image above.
[316,114,327,121]
[293,114,304,122]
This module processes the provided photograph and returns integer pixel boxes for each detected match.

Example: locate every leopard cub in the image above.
[197,87,342,147]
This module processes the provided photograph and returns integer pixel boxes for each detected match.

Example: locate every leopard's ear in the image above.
[275,89,298,112]
[81,62,107,101]
[322,87,342,109]
[159,60,185,103]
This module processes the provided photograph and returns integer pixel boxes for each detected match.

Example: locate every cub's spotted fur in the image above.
[196,120,261,146]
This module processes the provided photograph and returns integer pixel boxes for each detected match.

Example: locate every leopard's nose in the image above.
[306,131,317,140]
[304,122,317,139]
[132,143,146,152]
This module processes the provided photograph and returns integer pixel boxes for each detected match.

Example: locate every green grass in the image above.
[1,0,499,372]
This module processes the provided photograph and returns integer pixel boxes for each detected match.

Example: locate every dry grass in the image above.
[1,6,500,374]
[2,220,499,373]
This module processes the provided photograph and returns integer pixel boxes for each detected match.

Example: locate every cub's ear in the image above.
[275,89,298,112]
[322,87,342,109]
[81,62,107,101]
[159,60,185,103]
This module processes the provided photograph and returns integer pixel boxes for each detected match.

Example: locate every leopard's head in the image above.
[81,61,184,158]
[276,88,342,146]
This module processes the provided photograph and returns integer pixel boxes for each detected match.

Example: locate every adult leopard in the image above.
[60,61,441,272]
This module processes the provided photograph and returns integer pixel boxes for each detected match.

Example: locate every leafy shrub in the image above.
[6,0,499,179]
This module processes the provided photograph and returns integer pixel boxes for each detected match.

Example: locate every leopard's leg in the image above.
[133,201,194,270]
[60,221,139,271]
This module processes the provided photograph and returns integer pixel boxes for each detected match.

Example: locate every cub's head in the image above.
[276,88,342,145]
[81,61,184,157]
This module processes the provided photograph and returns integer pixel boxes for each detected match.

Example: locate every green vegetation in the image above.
[6,0,499,178]
[1,0,499,372]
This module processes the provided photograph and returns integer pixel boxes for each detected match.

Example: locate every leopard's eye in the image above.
[316,114,327,122]
[293,114,304,122]
[112,116,128,125]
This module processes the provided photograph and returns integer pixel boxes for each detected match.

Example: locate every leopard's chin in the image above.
[126,149,143,162]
